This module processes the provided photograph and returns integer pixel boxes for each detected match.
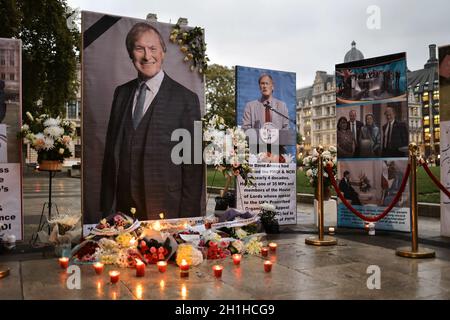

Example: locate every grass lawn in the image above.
[207,166,441,203]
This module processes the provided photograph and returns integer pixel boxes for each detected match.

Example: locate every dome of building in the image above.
[344,41,364,63]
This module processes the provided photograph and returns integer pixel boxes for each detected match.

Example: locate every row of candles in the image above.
[58,242,278,283]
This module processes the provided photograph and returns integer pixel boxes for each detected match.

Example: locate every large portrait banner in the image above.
[82,12,206,234]
[235,66,297,225]
[335,53,411,232]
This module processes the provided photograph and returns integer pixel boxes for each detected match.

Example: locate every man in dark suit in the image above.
[381,106,408,157]
[338,171,361,205]
[100,22,204,220]
[348,110,363,157]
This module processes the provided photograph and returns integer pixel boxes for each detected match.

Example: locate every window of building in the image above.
[422,92,429,102]
[433,90,439,101]
[434,115,440,125]
[434,127,440,141]
[0,73,5,80]
[424,128,430,142]
[9,50,15,66]
[9,73,14,81]
[67,101,78,119]
[423,116,430,126]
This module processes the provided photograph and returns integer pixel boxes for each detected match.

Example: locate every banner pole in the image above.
[396,143,435,258]
[305,146,337,246]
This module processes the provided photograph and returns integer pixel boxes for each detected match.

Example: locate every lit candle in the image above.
[109,270,120,284]
[232,254,242,266]
[212,265,224,278]
[268,243,277,252]
[261,247,269,257]
[264,261,273,273]
[93,262,104,275]
[129,238,137,247]
[328,227,335,235]
[180,259,189,278]
[135,259,145,277]
[58,257,69,269]
[157,261,167,273]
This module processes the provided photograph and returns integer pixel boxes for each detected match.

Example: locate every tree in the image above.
[204,64,236,127]
[0,0,80,117]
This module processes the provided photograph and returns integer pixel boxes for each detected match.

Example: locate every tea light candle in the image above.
[180,259,189,278]
[212,265,224,278]
[268,243,277,252]
[58,257,69,269]
[157,261,167,273]
[264,261,273,273]
[261,247,269,257]
[93,262,104,275]
[109,270,120,284]
[328,227,335,235]
[232,254,242,266]
[135,259,145,277]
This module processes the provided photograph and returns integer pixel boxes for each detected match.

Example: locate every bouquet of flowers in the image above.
[203,115,253,186]
[92,213,140,236]
[137,237,172,264]
[301,146,337,189]
[20,112,76,163]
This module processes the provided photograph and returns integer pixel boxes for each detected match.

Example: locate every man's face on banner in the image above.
[132,30,165,79]
[259,76,273,98]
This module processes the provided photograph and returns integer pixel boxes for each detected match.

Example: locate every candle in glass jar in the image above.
[264,261,273,273]
[232,254,242,266]
[268,243,277,252]
[261,247,269,257]
[109,270,120,284]
[212,265,224,278]
[58,257,69,269]
[180,259,189,277]
[157,261,167,273]
[93,262,104,275]
[135,259,145,277]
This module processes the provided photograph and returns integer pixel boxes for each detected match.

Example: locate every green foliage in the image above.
[204,64,236,127]
[0,0,80,117]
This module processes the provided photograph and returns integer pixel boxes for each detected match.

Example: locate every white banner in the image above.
[237,163,297,225]
[0,163,23,241]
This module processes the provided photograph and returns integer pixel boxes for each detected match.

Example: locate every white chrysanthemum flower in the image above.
[283,154,294,164]
[42,136,55,150]
[260,203,276,212]
[329,146,337,153]
[43,118,61,127]
[21,124,29,131]
[44,126,64,138]
[32,133,46,151]
[306,169,313,177]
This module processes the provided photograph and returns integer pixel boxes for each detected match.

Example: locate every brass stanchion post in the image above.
[396,143,435,258]
[305,146,337,246]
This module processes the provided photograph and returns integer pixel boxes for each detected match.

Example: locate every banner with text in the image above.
[335,53,410,232]
[0,38,23,241]
[235,66,297,225]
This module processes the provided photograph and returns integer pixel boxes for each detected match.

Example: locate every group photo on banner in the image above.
[334,53,411,232]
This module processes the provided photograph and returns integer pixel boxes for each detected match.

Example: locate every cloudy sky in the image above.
[67,0,450,88]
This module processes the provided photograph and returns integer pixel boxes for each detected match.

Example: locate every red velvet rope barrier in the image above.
[325,164,411,222]
[420,159,450,198]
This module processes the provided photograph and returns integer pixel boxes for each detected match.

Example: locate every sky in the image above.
[67,0,450,89]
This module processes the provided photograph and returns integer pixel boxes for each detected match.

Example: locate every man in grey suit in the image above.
[100,22,204,221]
[242,74,290,131]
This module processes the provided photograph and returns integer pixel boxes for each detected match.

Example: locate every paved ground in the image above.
[0,172,450,299]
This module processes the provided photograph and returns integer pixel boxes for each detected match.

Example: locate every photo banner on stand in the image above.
[82,12,206,235]
[235,66,297,225]
[439,44,450,237]
[0,38,23,241]
[335,52,410,232]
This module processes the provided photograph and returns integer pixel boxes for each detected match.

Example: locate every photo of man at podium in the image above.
[240,73,296,162]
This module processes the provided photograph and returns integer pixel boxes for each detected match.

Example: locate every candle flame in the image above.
[181,259,188,266]
[159,212,165,219]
